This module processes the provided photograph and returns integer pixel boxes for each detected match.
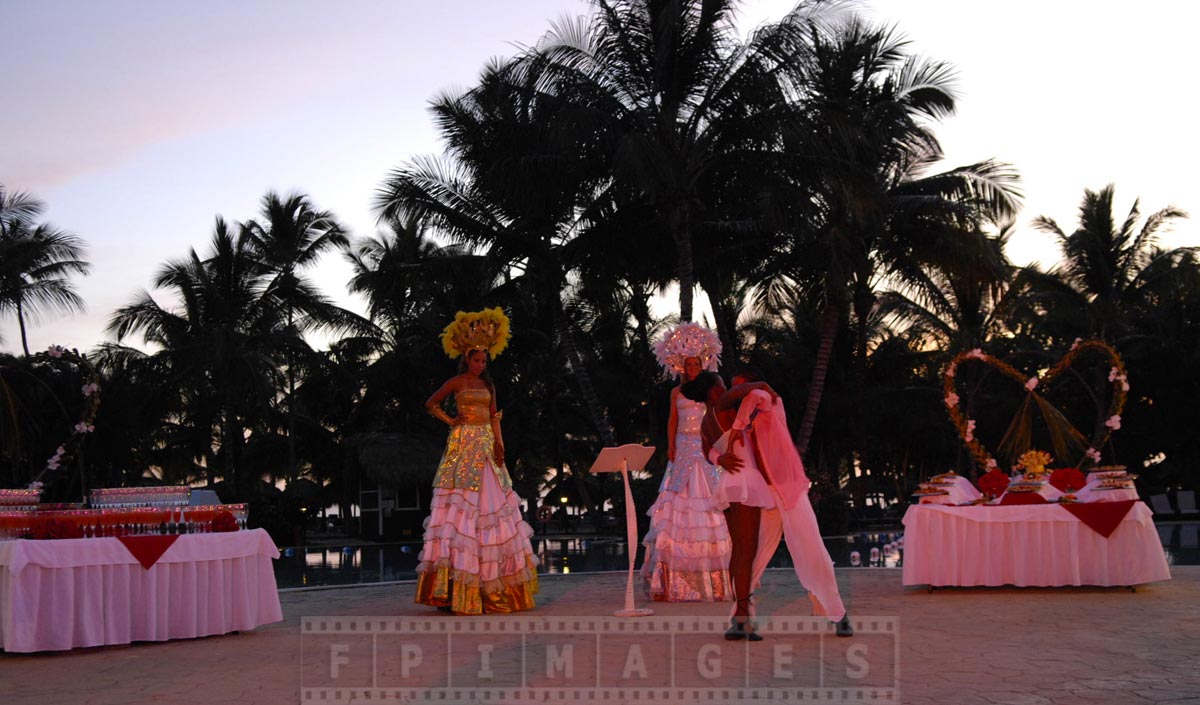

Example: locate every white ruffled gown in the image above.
[640,394,733,601]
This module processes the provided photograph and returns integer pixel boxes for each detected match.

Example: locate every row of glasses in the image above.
[0,504,251,540]
[227,503,249,530]
[90,486,191,508]
[0,488,42,508]
[0,511,32,540]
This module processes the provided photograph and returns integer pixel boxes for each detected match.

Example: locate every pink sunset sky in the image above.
[2,0,1196,355]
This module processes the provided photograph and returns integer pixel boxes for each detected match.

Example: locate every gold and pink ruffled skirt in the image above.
[415,457,539,614]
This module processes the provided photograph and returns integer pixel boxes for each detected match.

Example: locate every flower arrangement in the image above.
[29,518,85,540]
[977,468,1011,499]
[943,340,1129,474]
[1015,449,1053,477]
[1049,467,1087,493]
[211,510,239,533]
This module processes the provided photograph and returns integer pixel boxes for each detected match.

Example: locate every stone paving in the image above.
[2,567,1198,705]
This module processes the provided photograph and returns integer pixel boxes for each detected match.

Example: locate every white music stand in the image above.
[588,443,656,617]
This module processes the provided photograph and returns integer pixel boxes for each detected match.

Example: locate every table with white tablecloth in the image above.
[0,529,283,652]
[901,502,1171,588]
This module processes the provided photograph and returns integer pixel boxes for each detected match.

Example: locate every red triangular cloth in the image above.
[1061,499,1137,538]
[117,534,181,569]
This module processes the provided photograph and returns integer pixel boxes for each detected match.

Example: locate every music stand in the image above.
[588,444,656,617]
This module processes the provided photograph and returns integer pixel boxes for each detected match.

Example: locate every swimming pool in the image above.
[275,523,1199,590]
[278,530,898,589]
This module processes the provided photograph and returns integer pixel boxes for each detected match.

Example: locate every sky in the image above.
[3,0,1197,356]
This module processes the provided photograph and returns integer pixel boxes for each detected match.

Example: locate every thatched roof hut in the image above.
[344,432,443,487]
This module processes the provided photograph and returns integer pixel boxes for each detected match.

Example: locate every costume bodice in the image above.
[432,385,508,492]
[660,390,721,495]
[455,387,492,425]
[675,393,707,440]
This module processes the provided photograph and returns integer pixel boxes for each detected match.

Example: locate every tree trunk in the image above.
[698,268,739,366]
[670,205,695,322]
[628,284,660,434]
[17,300,30,357]
[796,303,840,460]
[223,404,250,501]
[555,308,617,447]
[851,279,875,468]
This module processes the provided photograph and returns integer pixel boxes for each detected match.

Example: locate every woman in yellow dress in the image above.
[414,308,539,614]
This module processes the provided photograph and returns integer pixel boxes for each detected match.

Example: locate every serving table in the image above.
[0,529,283,652]
[901,501,1171,588]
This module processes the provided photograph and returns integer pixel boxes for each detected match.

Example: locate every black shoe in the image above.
[726,618,764,641]
[725,618,746,641]
[437,605,453,613]
[835,615,853,637]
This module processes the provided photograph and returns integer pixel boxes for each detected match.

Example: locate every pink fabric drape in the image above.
[737,390,845,622]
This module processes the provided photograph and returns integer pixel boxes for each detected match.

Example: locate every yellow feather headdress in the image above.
[440,307,511,359]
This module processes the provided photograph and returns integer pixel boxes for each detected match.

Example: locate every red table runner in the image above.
[998,492,1047,506]
[1060,499,1138,538]
[116,534,181,569]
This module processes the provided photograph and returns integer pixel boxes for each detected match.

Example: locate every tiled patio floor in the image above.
[3,567,1197,705]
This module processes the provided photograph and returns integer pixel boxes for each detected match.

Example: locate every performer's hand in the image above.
[493,443,505,465]
[668,446,676,462]
[449,415,466,427]
[718,451,742,473]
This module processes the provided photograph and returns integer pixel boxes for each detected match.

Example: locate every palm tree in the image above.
[0,185,42,226]
[532,0,844,323]
[376,56,621,450]
[1031,184,1189,342]
[342,212,496,436]
[875,224,1014,354]
[0,186,90,355]
[756,15,1021,457]
[107,218,286,497]
[244,191,357,481]
[344,213,494,347]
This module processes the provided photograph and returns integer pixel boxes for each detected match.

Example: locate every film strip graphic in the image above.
[301,615,898,704]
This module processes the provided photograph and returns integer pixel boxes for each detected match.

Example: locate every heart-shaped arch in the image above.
[942,340,1128,473]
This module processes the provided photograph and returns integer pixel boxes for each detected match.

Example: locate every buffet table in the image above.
[0,529,283,652]
[901,502,1171,588]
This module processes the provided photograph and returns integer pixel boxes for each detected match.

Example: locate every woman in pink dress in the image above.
[640,323,732,601]
[415,308,539,614]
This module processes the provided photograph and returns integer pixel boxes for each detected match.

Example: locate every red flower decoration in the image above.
[212,511,239,533]
[30,518,85,540]
[1049,467,1087,493]
[977,468,1011,498]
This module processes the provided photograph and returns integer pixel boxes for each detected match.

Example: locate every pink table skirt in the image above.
[0,529,284,652]
[901,502,1171,587]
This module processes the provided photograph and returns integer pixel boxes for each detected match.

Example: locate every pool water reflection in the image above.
[275,532,906,589]
[275,523,1199,590]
